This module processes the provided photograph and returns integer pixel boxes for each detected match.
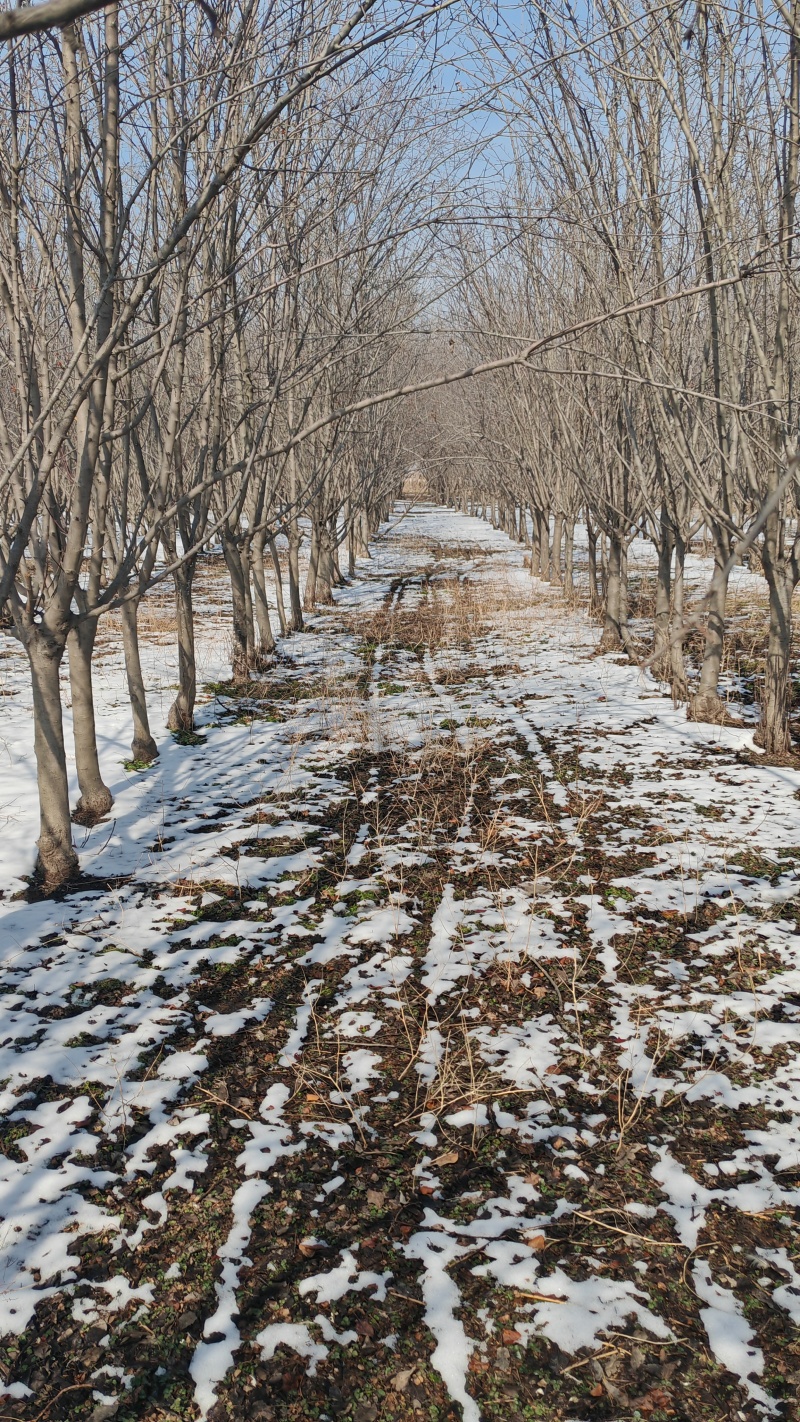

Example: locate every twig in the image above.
[0,1383,93,1422]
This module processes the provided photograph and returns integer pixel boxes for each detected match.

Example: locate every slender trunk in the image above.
[67,619,113,823]
[564,520,574,597]
[28,631,78,887]
[355,507,371,559]
[268,537,288,637]
[120,596,158,763]
[331,531,345,586]
[538,509,550,578]
[620,546,635,654]
[599,533,624,651]
[287,526,304,631]
[242,539,256,666]
[251,532,276,662]
[756,558,794,756]
[304,521,320,610]
[222,532,251,682]
[550,513,564,586]
[670,534,689,702]
[652,516,674,682]
[530,507,540,577]
[587,518,600,610]
[313,524,335,605]
[168,563,197,731]
[691,531,732,721]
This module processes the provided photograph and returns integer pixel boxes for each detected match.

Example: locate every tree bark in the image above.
[670,534,689,702]
[314,524,336,604]
[168,563,197,731]
[530,506,540,577]
[28,631,79,887]
[756,560,795,756]
[599,533,624,651]
[538,508,550,578]
[550,513,564,585]
[268,536,288,637]
[690,533,732,722]
[651,511,674,682]
[120,596,158,763]
[222,531,251,682]
[304,520,320,610]
[564,520,574,596]
[587,518,600,610]
[67,619,113,823]
[287,524,304,631]
[251,531,276,663]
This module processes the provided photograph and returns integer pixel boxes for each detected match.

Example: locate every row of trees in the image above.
[0,0,458,887]
[424,0,800,757]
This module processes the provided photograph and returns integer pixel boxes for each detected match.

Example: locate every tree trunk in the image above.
[268,537,288,637]
[331,531,345,585]
[530,506,540,577]
[550,513,564,585]
[587,518,600,610]
[28,631,78,887]
[564,520,574,597]
[304,521,320,610]
[222,532,251,682]
[168,563,197,731]
[315,526,336,603]
[120,596,158,763]
[599,533,624,651]
[756,562,794,756]
[355,507,371,559]
[651,514,674,682]
[690,533,732,722]
[251,532,276,663]
[67,619,113,823]
[538,509,550,578]
[241,538,256,666]
[287,524,304,631]
[670,534,689,702]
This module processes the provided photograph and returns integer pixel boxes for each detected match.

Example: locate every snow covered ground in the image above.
[0,506,798,1421]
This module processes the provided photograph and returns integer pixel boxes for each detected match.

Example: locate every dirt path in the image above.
[1,507,799,1422]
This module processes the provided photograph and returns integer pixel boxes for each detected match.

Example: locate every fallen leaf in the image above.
[501,1328,521,1345]
[305,1092,321,1102]
[298,1237,327,1257]
[523,1233,546,1251]
[366,1189,385,1208]
[533,986,547,999]
[431,1150,459,1167]
[419,1184,436,1196]
[590,1381,604,1397]
[355,1318,375,1339]
[393,1368,415,1393]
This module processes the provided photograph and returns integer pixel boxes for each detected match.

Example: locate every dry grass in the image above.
[352,573,534,653]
